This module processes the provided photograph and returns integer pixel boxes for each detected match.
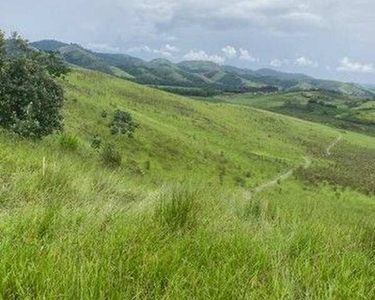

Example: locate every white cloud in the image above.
[5,0,375,82]
[155,50,173,57]
[164,44,179,52]
[221,46,258,62]
[87,43,120,53]
[270,59,289,67]
[184,0,327,33]
[221,45,237,58]
[128,45,152,53]
[294,56,319,67]
[280,11,323,25]
[337,57,374,73]
[238,48,257,62]
[128,44,179,57]
[135,1,176,24]
[183,50,225,64]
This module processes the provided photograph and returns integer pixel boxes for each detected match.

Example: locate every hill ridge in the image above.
[29,39,374,97]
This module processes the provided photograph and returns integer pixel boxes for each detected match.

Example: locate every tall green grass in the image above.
[0,69,375,298]
[154,185,199,233]
[0,181,375,299]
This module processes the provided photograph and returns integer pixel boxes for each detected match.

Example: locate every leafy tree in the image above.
[0,31,69,138]
[0,31,5,68]
[109,109,138,137]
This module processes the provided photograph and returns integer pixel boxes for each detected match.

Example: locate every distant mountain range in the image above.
[30,39,374,97]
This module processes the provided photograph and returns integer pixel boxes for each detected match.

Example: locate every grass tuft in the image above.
[101,143,122,167]
[59,133,79,151]
[154,185,199,233]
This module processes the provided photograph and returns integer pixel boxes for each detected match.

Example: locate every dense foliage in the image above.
[155,86,220,97]
[0,32,69,138]
[109,109,138,137]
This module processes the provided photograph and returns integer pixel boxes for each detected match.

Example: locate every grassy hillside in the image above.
[62,69,334,186]
[214,90,375,136]
[2,69,375,298]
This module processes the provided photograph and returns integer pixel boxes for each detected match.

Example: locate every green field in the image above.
[1,69,375,298]
[213,91,375,136]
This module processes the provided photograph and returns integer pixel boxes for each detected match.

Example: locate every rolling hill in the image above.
[2,67,375,298]
[30,39,374,97]
[214,90,375,137]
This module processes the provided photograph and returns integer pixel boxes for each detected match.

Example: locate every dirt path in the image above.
[248,136,341,197]
[326,135,342,156]
[252,157,311,194]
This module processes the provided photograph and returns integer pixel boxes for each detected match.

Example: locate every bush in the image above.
[109,110,138,137]
[59,133,79,150]
[0,32,69,139]
[90,135,102,150]
[101,143,122,167]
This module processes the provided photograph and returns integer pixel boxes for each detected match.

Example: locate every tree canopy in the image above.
[0,31,69,138]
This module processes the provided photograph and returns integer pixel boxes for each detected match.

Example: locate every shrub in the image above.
[90,135,102,150]
[0,32,69,139]
[101,143,122,167]
[109,110,138,137]
[101,110,108,118]
[59,133,79,151]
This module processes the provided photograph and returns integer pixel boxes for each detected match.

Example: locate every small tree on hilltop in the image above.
[0,31,69,138]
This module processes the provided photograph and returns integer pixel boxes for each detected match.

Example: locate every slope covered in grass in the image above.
[1,69,375,299]
[214,90,375,136]
[62,69,340,186]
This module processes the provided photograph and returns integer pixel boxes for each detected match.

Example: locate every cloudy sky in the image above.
[1,0,375,83]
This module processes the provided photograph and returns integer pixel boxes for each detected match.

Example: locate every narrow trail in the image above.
[252,157,311,194]
[248,135,342,198]
[326,135,342,156]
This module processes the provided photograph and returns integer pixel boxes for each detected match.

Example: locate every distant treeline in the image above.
[154,85,279,97]
[154,86,221,97]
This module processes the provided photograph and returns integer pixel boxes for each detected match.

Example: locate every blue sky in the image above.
[1,0,375,83]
